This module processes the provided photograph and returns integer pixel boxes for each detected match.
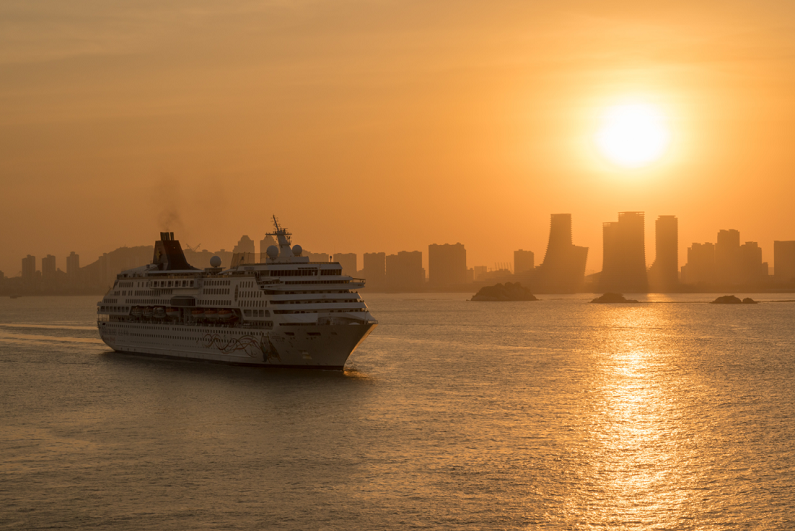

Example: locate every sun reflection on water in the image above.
[570,306,699,527]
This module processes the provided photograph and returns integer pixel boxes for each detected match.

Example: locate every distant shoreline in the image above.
[5,288,795,297]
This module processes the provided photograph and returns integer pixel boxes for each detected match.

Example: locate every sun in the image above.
[595,103,670,168]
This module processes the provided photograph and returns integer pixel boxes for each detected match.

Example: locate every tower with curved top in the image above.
[534,214,589,293]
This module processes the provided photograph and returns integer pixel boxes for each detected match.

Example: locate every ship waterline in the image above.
[97,219,377,369]
[99,321,377,368]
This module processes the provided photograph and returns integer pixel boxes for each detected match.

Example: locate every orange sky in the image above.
[2,0,795,276]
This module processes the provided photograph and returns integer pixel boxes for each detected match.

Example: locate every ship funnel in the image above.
[152,233,197,271]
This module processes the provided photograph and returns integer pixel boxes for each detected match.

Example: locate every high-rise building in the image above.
[715,229,741,285]
[362,252,386,288]
[428,243,467,286]
[599,212,648,293]
[42,255,56,289]
[774,241,795,284]
[534,214,588,293]
[648,215,678,292]
[385,251,424,291]
[514,250,534,276]
[66,252,80,286]
[738,242,767,284]
[231,235,256,267]
[259,235,277,262]
[333,253,357,276]
[21,255,36,287]
[473,266,488,281]
[680,243,715,285]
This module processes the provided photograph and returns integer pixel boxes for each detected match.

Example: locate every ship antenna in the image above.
[268,215,291,245]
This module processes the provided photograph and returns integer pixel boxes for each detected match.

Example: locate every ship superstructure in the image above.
[97,219,377,368]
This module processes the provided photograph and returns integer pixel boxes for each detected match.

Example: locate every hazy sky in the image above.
[2,0,795,275]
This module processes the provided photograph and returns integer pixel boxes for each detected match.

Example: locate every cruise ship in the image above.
[97,219,377,369]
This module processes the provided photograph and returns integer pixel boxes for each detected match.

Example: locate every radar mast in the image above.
[267,215,292,248]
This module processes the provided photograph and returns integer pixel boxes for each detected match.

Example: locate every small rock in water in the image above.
[590,293,639,304]
[711,295,745,304]
[470,282,538,301]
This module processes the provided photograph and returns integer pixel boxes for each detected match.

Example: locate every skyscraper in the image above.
[715,229,741,285]
[259,234,277,262]
[232,235,256,266]
[533,214,588,293]
[385,251,424,291]
[66,252,80,286]
[514,249,534,277]
[333,253,357,276]
[21,255,36,287]
[648,215,678,292]
[362,252,386,288]
[428,243,467,286]
[774,241,795,284]
[42,255,56,289]
[681,242,715,285]
[599,212,648,293]
[738,241,767,283]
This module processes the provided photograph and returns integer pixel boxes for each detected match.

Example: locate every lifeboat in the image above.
[165,307,180,319]
[191,309,205,319]
[153,307,166,319]
[204,309,218,321]
[218,309,234,321]
[131,307,142,318]
[143,307,154,319]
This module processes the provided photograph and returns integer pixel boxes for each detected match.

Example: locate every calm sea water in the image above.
[1,293,794,529]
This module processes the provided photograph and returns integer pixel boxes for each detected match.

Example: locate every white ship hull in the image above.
[97,223,378,370]
[99,321,376,369]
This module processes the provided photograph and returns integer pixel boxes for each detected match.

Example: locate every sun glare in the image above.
[595,103,670,168]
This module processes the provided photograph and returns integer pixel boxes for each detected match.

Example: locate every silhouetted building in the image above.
[385,251,424,291]
[305,251,330,263]
[738,241,768,284]
[428,243,467,286]
[774,241,795,284]
[681,242,715,285]
[362,252,386,288]
[715,229,741,285]
[66,251,80,286]
[333,253,357,276]
[259,234,277,263]
[473,266,488,281]
[21,255,36,288]
[42,255,56,290]
[514,250,535,276]
[231,235,256,267]
[534,214,588,293]
[600,212,648,293]
[648,215,678,292]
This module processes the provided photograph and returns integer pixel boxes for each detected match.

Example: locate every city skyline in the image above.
[5,211,795,293]
[4,208,792,279]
